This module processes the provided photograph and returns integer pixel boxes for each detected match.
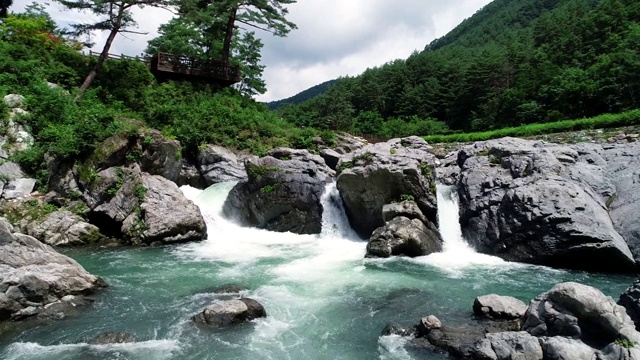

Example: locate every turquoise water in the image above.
[0,183,634,360]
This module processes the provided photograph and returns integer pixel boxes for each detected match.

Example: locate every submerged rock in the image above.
[222,148,334,234]
[454,137,635,272]
[336,136,439,238]
[0,218,106,321]
[192,298,266,328]
[473,294,528,320]
[88,332,137,344]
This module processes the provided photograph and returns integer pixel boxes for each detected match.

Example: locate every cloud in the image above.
[10,0,491,102]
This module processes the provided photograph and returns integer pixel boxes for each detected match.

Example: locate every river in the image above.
[0,183,633,359]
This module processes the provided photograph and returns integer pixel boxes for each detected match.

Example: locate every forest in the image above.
[275,0,640,139]
[0,1,337,187]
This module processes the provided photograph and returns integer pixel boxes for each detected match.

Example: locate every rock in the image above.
[3,94,25,109]
[87,166,206,245]
[540,337,599,360]
[471,331,543,360]
[23,210,102,246]
[0,162,25,180]
[177,160,205,188]
[473,294,528,320]
[320,148,342,170]
[134,174,207,244]
[522,282,640,348]
[3,178,36,199]
[222,148,334,234]
[602,143,640,266]
[138,129,182,183]
[191,298,266,328]
[333,133,368,154]
[366,216,442,258]
[381,201,429,224]
[197,145,247,185]
[455,137,635,273]
[89,332,137,344]
[0,218,106,321]
[416,315,442,337]
[619,279,640,331]
[337,136,439,238]
[422,322,520,359]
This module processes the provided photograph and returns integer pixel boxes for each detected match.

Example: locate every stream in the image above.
[0,183,634,359]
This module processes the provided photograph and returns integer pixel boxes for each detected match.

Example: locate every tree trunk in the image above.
[76,5,124,101]
[222,7,237,65]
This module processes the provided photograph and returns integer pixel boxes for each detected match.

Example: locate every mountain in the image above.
[275,0,640,138]
[265,79,337,110]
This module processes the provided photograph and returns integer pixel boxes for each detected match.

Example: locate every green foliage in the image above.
[260,184,278,194]
[246,163,282,178]
[276,0,640,139]
[134,183,147,202]
[488,155,502,165]
[423,109,640,143]
[106,167,124,198]
[614,339,637,348]
[389,148,397,154]
[399,194,415,202]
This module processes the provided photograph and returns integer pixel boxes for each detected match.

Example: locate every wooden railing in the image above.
[84,50,147,62]
[153,52,241,81]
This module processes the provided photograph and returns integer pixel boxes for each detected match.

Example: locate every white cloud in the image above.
[11,0,492,102]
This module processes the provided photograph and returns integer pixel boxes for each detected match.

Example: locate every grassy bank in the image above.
[423,110,640,144]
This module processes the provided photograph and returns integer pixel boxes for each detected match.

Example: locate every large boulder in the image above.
[197,145,247,185]
[5,207,103,246]
[191,298,266,328]
[473,294,528,320]
[85,166,206,245]
[138,129,182,183]
[455,137,635,272]
[336,136,439,238]
[540,337,599,360]
[366,216,442,258]
[0,218,106,321]
[523,282,640,348]
[222,148,334,234]
[471,331,543,360]
[619,279,640,331]
[601,143,640,265]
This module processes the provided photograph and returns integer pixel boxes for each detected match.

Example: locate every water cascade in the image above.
[1,182,631,360]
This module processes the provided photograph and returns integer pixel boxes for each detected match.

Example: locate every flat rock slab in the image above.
[473,294,528,320]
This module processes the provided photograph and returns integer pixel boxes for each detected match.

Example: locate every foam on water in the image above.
[4,340,181,360]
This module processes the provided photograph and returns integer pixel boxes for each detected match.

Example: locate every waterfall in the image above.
[319,182,361,240]
[417,184,506,270]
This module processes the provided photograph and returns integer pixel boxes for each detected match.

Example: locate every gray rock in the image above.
[337,136,439,238]
[333,133,368,154]
[177,160,205,188]
[366,216,442,258]
[602,143,640,266]
[320,148,342,170]
[87,166,206,245]
[523,282,640,348]
[3,178,36,200]
[619,280,640,331]
[222,148,334,234]
[89,332,136,344]
[23,210,102,246]
[3,94,25,109]
[197,145,247,185]
[381,322,415,337]
[416,315,442,337]
[540,337,599,360]
[472,332,543,360]
[138,129,182,183]
[455,137,635,273]
[600,342,640,360]
[191,298,266,328]
[133,174,207,244]
[0,162,25,181]
[0,218,106,321]
[473,294,528,320]
[382,201,429,224]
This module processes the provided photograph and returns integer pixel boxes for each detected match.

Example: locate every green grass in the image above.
[423,110,640,144]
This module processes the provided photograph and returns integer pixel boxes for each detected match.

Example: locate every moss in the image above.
[106,167,124,198]
[260,184,278,194]
[246,163,282,178]
[399,194,415,202]
[4,200,58,224]
[488,155,502,165]
[77,162,99,185]
[390,148,397,155]
[134,183,147,203]
[606,193,618,208]
[614,339,637,348]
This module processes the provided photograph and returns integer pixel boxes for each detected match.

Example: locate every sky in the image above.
[12,0,492,102]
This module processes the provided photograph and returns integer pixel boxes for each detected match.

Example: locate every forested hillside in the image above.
[266,79,336,109]
[276,0,640,138]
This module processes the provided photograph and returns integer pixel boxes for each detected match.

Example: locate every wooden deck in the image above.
[149,53,241,86]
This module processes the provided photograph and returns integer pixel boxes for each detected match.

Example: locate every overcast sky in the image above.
[13,0,492,102]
